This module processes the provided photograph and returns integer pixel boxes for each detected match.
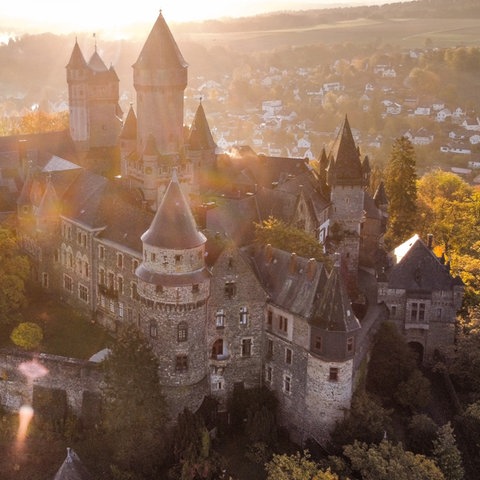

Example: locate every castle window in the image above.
[108,272,114,289]
[42,273,49,288]
[175,254,182,264]
[118,302,124,318]
[411,302,426,322]
[215,309,225,328]
[98,245,105,260]
[266,339,273,359]
[175,354,188,372]
[63,274,73,292]
[390,305,397,318]
[84,261,89,278]
[239,306,248,325]
[279,316,288,333]
[132,259,139,274]
[149,321,158,338]
[156,285,163,294]
[117,253,124,269]
[329,367,339,382]
[267,310,273,329]
[99,268,105,285]
[212,339,224,359]
[192,284,199,293]
[77,231,82,245]
[283,375,291,394]
[178,322,188,342]
[67,252,73,269]
[285,348,292,365]
[151,252,156,262]
[315,336,322,351]
[347,337,354,354]
[109,300,115,313]
[117,276,124,295]
[225,281,236,298]
[265,366,273,384]
[241,338,252,357]
[79,285,88,303]
[214,380,224,391]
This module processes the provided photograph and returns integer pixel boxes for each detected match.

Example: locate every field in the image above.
[187,17,480,53]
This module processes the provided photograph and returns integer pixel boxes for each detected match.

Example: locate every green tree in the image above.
[102,324,167,477]
[10,322,43,350]
[254,216,328,263]
[395,369,431,413]
[432,423,464,480]
[384,136,417,248]
[0,226,30,325]
[265,451,340,480]
[407,414,438,456]
[344,440,445,480]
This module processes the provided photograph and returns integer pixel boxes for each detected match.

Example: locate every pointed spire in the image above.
[327,115,363,186]
[141,169,206,249]
[133,11,188,70]
[313,253,360,332]
[120,104,137,140]
[87,50,108,72]
[66,39,87,69]
[17,161,35,207]
[53,448,93,480]
[188,101,216,151]
[373,181,388,208]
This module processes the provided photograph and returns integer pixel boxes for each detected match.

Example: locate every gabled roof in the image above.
[326,115,363,186]
[133,11,188,70]
[53,448,92,480]
[141,169,205,249]
[188,102,216,151]
[311,255,361,332]
[247,244,327,319]
[388,236,463,291]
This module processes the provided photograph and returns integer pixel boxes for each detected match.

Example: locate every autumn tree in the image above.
[102,324,167,477]
[343,440,445,480]
[384,136,417,248]
[10,322,43,350]
[0,226,30,326]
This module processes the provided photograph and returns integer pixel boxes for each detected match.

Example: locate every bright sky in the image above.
[0,0,396,35]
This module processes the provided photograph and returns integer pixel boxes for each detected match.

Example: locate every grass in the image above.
[2,292,112,360]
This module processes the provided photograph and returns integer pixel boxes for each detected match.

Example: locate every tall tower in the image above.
[135,169,211,415]
[133,11,188,156]
[326,116,366,290]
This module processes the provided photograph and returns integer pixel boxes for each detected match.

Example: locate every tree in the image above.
[102,324,167,477]
[407,414,438,456]
[395,369,431,413]
[343,440,445,480]
[0,226,30,326]
[254,216,328,263]
[10,322,43,350]
[384,136,417,248]
[432,423,464,480]
[265,451,340,480]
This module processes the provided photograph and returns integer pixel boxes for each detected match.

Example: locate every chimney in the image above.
[427,233,433,249]
[289,252,297,274]
[306,258,317,281]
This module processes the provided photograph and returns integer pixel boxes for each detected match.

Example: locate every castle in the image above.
[4,12,464,445]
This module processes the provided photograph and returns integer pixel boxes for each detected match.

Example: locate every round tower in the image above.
[135,169,210,415]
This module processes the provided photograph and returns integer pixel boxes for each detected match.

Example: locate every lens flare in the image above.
[16,405,34,444]
[18,359,48,382]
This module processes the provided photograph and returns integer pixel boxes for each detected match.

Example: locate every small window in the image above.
[284,375,291,394]
[117,276,124,294]
[175,254,182,264]
[267,310,273,328]
[279,316,288,333]
[63,274,73,292]
[225,281,236,298]
[151,252,156,262]
[117,253,124,269]
[265,366,273,383]
[239,306,248,325]
[175,354,188,372]
[266,339,273,358]
[192,284,199,293]
[79,284,88,302]
[329,367,339,382]
[241,338,252,357]
[216,309,225,328]
[212,339,224,359]
[156,285,163,294]
[315,336,322,351]
[132,259,139,273]
[178,322,188,342]
[118,302,124,318]
[285,348,292,365]
[42,272,49,288]
[391,305,397,318]
[149,321,158,338]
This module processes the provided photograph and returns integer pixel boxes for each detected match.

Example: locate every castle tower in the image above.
[326,116,366,290]
[187,100,217,193]
[135,169,211,415]
[133,11,187,156]
[66,40,122,151]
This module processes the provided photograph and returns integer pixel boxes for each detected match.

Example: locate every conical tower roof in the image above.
[88,50,108,72]
[120,104,137,140]
[188,101,216,150]
[312,254,360,332]
[53,448,93,480]
[141,169,206,249]
[66,39,87,69]
[373,181,388,207]
[133,11,188,70]
[327,116,363,186]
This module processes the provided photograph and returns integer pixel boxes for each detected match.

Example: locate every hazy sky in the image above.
[0,0,399,35]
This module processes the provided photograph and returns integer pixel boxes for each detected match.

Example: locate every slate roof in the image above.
[66,40,87,69]
[388,236,463,292]
[119,104,137,140]
[188,101,216,151]
[87,50,108,72]
[311,255,361,332]
[133,11,188,70]
[141,169,206,249]
[246,244,327,319]
[53,448,92,480]
[373,181,388,207]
